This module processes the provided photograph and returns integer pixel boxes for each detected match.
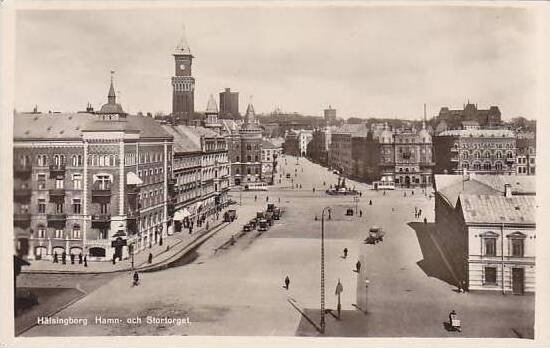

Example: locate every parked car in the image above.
[365,226,385,244]
[243,223,253,232]
[258,219,269,232]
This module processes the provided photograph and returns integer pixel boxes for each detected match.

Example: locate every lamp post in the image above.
[320,206,331,334]
[353,196,360,215]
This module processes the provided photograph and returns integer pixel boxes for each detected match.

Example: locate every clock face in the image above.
[179,64,186,70]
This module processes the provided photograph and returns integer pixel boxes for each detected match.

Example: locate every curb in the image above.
[20,222,228,275]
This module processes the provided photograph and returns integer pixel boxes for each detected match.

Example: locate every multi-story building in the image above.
[13,78,173,262]
[434,129,516,175]
[260,139,282,185]
[227,103,263,186]
[516,132,536,175]
[306,126,332,166]
[329,124,367,176]
[434,174,536,294]
[324,106,337,124]
[434,102,502,132]
[172,28,196,125]
[392,125,433,187]
[219,88,239,120]
[283,130,300,156]
[298,130,313,156]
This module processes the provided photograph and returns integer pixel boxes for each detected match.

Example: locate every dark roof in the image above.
[261,139,281,149]
[160,125,202,153]
[14,112,172,140]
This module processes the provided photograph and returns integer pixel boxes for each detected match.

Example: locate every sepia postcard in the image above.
[1,1,549,348]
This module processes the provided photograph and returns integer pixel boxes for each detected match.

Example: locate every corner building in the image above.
[13,80,173,261]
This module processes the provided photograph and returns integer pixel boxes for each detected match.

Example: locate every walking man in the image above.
[284,275,290,290]
[359,210,363,218]
[148,253,153,264]
[254,195,257,202]
[343,248,348,259]
[133,271,139,286]
[356,260,361,273]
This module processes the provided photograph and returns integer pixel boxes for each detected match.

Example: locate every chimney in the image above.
[504,183,512,198]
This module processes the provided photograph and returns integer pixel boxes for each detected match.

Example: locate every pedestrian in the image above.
[284,275,290,290]
[415,207,418,214]
[53,252,58,263]
[133,271,139,286]
[148,253,153,264]
[323,181,326,186]
[278,197,281,203]
[404,192,407,197]
[356,260,361,273]
[343,248,348,258]
[359,210,363,217]
[369,200,372,205]
[359,191,362,197]
[313,187,315,193]
[383,190,386,196]
[112,255,116,265]
[299,184,302,189]
[254,195,257,202]
[419,209,422,216]
[78,253,83,264]
[412,191,414,196]
[266,196,269,202]
[424,217,427,224]
[62,251,67,265]
[206,221,209,230]
[70,253,75,265]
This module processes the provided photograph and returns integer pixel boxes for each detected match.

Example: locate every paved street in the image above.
[21,156,534,337]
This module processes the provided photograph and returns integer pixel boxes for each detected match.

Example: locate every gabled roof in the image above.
[458,194,535,225]
[160,125,201,153]
[438,129,515,138]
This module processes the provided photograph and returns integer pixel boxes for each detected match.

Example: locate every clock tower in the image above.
[171,27,195,125]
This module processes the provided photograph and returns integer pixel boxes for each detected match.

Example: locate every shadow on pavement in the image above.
[408,222,458,287]
[294,307,370,337]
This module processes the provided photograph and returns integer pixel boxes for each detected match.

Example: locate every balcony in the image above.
[14,213,31,228]
[14,165,32,180]
[49,164,66,179]
[450,157,459,162]
[91,214,111,229]
[14,188,32,203]
[47,213,67,228]
[91,188,111,204]
[49,188,65,203]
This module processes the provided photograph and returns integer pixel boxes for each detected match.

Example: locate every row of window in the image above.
[461,161,508,171]
[483,236,525,257]
[235,167,260,175]
[461,150,513,160]
[34,226,81,239]
[517,157,535,165]
[458,142,513,150]
[19,152,166,167]
[235,155,261,162]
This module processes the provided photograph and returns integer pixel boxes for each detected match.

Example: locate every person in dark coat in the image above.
[254,195,257,202]
[369,200,372,205]
[133,272,139,286]
[53,252,58,263]
[61,251,67,265]
[84,255,88,267]
[78,253,83,264]
[148,253,153,264]
[356,260,361,273]
[359,210,363,218]
[343,248,348,258]
[70,253,75,264]
[284,276,290,290]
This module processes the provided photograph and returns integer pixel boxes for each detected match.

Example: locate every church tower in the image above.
[171,26,195,125]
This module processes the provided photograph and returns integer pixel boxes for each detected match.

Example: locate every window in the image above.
[72,225,81,239]
[484,237,496,256]
[56,203,64,214]
[38,199,46,213]
[484,267,497,284]
[53,154,60,166]
[255,155,259,162]
[37,173,46,189]
[496,151,502,159]
[37,226,46,238]
[72,199,81,214]
[100,203,109,214]
[55,178,64,189]
[483,162,491,171]
[247,155,251,162]
[55,229,64,239]
[236,156,240,162]
[96,175,111,190]
[495,162,503,171]
[247,145,251,150]
[72,174,82,189]
[511,238,524,257]
[247,168,251,175]
[37,155,47,166]
[99,229,108,239]
[77,155,83,166]
[72,155,78,166]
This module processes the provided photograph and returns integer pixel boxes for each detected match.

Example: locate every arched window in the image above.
[53,154,60,166]
[473,162,481,171]
[462,162,469,170]
[60,155,66,165]
[72,155,77,166]
[110,155,115,166]
[495,161,503,171]
[72,225,81,239]
[99,156,105,166]
[485,151,491,159]
[496,151,502,159]
[483,162,491,171]
[474,151,480,159]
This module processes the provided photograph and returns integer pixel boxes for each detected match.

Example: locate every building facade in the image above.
[227,103,263,186]
[14,79,173,262]
[324,106,337,124]
[435,102,502,132]
[172,29,196,125]
[434,129,517,175]
[516,133,536,175]
[219,88,239,119]
[283,130,300,156]
[434,175,536,294]
[260,140,282,185]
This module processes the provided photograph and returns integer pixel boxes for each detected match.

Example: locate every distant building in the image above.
[298,130,313,156]
[329,124,367,176]
[324,106,337,124]
[516,132,536,175]
[172,28,196,125]
[219,88,239,120]
[227,103,263,186]
[282,130,300,156]
[306,126,333,166]
[435,102,501,132]
[434,174,536,294]
[260,139,282,185]
[203,94,222,133]
[434,129,516,175]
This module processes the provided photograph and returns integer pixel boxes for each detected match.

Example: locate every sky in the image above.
[14,5,539,120]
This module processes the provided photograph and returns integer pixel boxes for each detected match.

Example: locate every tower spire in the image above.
[108,70,116,104]
[174,24,192,55]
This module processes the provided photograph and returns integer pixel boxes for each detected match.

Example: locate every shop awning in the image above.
[126,172,143,185]
[174,208,191,221]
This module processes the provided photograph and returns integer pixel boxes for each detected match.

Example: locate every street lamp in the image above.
[320,206,331,334]
[353,196,360,215]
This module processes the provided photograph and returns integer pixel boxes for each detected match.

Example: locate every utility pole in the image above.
[320,207,331,333]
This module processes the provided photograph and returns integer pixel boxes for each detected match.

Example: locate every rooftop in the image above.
[458,194,535,225]
[438,129,515,138]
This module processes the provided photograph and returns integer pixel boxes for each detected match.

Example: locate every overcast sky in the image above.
[14,5,538,120]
